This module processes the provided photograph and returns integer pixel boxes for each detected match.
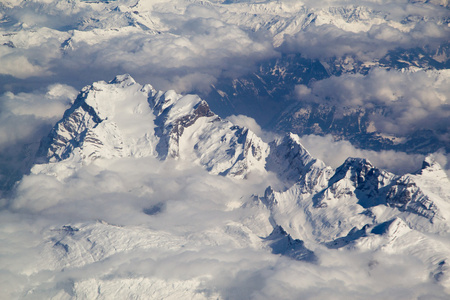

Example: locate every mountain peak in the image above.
[33,76,272,179]
[329,156,385,189]
[266,132,328,184]
[342,157,373,169]
[110,74,136,86]
[422,155,436,169]
[265,225,317,262]
[417,155,447,176]
[33,76,158,178]
[371,217,411,237]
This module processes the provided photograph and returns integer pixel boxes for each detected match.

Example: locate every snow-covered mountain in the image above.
[3,74,447,298]
[22,73,450,232]
[34,74,268,180]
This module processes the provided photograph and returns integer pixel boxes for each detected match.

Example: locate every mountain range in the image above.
[4,74,448,298]
[1,0,449,298]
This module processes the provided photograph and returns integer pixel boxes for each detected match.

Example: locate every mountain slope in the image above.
[33,74,269,179]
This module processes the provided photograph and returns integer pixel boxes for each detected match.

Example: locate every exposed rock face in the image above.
[266,132,333,190]
[265,226,317,262]
[36,74,157,164]
[34,75,270,179]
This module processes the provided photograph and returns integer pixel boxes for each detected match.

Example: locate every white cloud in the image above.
[297,68,450,139]
[226,114,279,143]
[1,0,448,96]
[3,152,450,299]
[0,85,75,194]
[280,0,449,62]
[57,21,275,93]
[299,134,438,174]
[0,50,46,79]
[0,0,277,93]
[295,84,312,97]
[227,114,263,134]
[282,21,449,62]
[0,84,76,149]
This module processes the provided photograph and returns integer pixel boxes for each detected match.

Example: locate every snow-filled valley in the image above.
[1,0,450,299]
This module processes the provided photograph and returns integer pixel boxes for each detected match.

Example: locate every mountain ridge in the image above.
[34,74,450,236]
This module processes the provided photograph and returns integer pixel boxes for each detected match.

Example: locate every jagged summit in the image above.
[5,72,450,297]
[33,75,270,179]
[264,225,317,262]
[422,156,436,170]
[417,155,449,178]
[330,157,379,185]
[257,147,450,245]
[33,76,450,222]
[109,74,136,85]
[35,75,157,168]
[266,133,332,190]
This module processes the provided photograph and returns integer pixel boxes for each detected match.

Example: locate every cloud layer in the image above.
[2,153,450,299]
[1,0,448,94]
[0,0,278,94]
[299,133,449,175]
[0,84,75,196]
[295,68,450,145]
[280,0,449,62]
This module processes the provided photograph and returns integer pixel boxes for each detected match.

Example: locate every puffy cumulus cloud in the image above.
[297,68,450,138]
[170,73,219,94]
[2,0,99,30]
[0,26,68,83]
[0,50,45,79]
[10,157,274,223]
[0,84,76,149]
[0,84,76,194]
[2,85,76,119]
[299,134,438,174]
[0,155,276,297]
[2,0,447,94]
[432,150,450,175]
[295,84,312,97]
[241,249,449,300]
[0,2,450,297]
[227,114,264,136]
